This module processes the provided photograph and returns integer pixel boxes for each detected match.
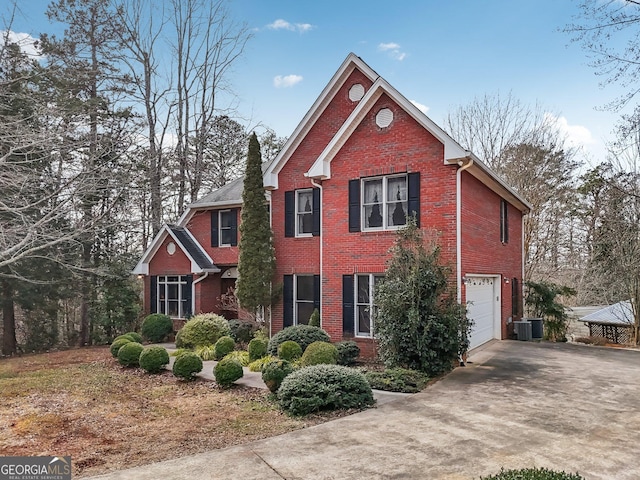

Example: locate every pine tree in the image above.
[236,133,276,315]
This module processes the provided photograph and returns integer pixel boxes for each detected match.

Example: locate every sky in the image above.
[4,0,633,166]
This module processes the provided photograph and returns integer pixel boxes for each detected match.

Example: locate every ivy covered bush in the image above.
[117,342,144,367]
[300,341,338,367]
[364,368,429,393]
[277,364,375,416]
[172,351,203,380]
[335,341,360,366]
[141,313,173,343]
[248,338,267,361]
[214,357,244,387]
[267,325,330,356]
[480,468,584,480]
[277,340,302,361]
[139,346,170,374]
[214,335,236,360]
[261,359,294,393]
[110,338,131,358]
[175,313,230,349]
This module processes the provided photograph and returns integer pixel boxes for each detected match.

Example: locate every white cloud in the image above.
[544,113,595,149]
[377,42,407,61]
[0,30,42,59]
[410,100,429,114]
[273,74,303,88]
[267,19,315,33]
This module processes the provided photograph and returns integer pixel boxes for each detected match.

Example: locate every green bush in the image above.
[480,467,584,480]
[248,338,267,361]
[277,340,303,361]
[110,338,132,358]
[170,348,192,358]
[248,355,277,372]
[117,342,144,367]
[114,333,138,344]
[277,364,375,416]
[261,359,294,393]
[308,308,320,327]
[267,325,331,356]
[139,346,170,374]
[175,313,230,349]
[228,319,258,344]
[214,335,236,360]
[214,357,244,387]
[172,352,203,380]
[335,341,360,365]
[195,344,216,361]
[124,331,143,343]
[364,368,429,393]
[223,350,250,367]
[141,313,173,343]
[300,341,338,367]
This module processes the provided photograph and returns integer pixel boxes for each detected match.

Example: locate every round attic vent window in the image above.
[167,242,176,255]
[376,108,393,128]
[349,83,365,102]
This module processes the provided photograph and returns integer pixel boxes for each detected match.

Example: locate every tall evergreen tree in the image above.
[236,133,275,317]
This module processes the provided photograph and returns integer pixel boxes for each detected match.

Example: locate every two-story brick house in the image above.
[134,53,530,354]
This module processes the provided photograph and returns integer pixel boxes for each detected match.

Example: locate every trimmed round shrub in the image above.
[110,338,132,358]
[175,313,230,349]
[223,350,250,366]
[117,342,144,367]
[364,368,429,393]
[267,325,331,356]
[277,340,302,361]
[214,335,235,360]
[228,319,259,344]
[300,341,338,367]
[214,357,244,387]
[262,359,294,393]
[248,355,277,372]
[336,341,360,366]
[277,364,375,416]
[480,467,584,480]
[139,346,170,374]
[141,313,173,343]
[172,352,203,380]
[124,331,143,343]
[114,333,137,343]
[248,338,267,361]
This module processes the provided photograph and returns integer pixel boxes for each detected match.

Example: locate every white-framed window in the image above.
[355,274,384,337]
[295,275,315,325]
[362,174,408,230]
[296,189,313,236]
[500,199,509,244]
[219,210,234,246]
[157,275,188,318]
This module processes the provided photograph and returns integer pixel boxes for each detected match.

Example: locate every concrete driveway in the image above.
[87,341,640,480]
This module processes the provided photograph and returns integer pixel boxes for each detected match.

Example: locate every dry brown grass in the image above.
[0,347,350,477]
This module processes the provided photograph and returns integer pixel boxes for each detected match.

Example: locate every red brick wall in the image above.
[187,209,240,266]
[460,171,524,339]
[195,275,221,315]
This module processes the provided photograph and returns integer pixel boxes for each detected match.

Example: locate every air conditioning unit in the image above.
[513,321,532,341]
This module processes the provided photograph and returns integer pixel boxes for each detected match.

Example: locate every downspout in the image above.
[456,157,474,303]
[310,178,323,328]
[191,272,209,317]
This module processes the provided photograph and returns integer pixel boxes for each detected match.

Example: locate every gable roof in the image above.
[132,224,219,275]
[187,176,244,209]
[579,301,634,326]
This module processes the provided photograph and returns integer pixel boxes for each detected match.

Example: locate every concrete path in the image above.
[89,341,640,480]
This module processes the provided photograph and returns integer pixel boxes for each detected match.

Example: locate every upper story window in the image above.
[211,208,238,247]
[500,199,509,244]
[219,210,234,246]
[296,189,313,236]
[362,174,408,230]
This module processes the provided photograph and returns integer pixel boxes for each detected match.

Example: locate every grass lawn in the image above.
[0,347,349,478]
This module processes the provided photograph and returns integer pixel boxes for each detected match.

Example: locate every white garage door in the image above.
[466,277,497,350]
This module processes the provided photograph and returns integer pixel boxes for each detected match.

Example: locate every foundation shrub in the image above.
[335,341,360,366]
[261,359,294,393]
[141,314,173,343]
[364,368,429,393]
[228,319,258,344]
[117,342,144,367]
[214,357,244,387]
[277,365,375,416]
[300,341,338,367]
[248,338,267,361]
[172,352,203,380]
[139,346,170,373]
[267,325,330,356]
[110,338,131,358]
[277,340,302,361]
[175,314,230,349]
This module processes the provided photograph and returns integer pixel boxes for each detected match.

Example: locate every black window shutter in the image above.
[230,208,238,246]
[150,276,158,314]
[211,211,219,247]
[511,277,519,317]
[313,274,321,311]
[283,275,294,328]
[183,275,193,318]
[408,172,420,227]
[312,188,321,237]
[348,179,360,232]
[284,191,295,238]
[342,275,354,336]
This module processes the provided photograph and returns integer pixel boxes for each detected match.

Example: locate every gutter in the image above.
[456,156,474,303]
[310,177,323,328]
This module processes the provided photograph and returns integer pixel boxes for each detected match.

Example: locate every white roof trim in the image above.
[263,53,378,190]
